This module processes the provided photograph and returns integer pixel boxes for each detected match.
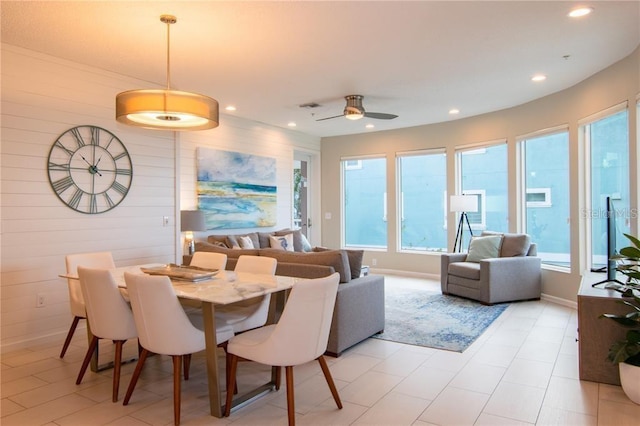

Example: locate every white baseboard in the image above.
[369,268,440,281]
[1,326,86,355]
[541,293,577,310]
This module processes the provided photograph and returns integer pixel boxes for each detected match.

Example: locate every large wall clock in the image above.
[47,125,133,214]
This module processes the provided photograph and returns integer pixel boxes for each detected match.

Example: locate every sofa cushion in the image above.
[482,231,531,257]
[269,234,294,251]
[448,262,481,280]
[260,248,352,283]
[345,250,364,279]
[257,232,274,248]
[314,247,363,279]
[466,235,503,262]
[194,241,260,259]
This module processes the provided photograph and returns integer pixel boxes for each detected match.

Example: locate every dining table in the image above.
[61,263,300,418]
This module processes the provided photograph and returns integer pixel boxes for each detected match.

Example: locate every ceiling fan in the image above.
[316,95,398,121]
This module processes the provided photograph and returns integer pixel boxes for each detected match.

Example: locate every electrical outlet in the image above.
[372,258,377,266]
[36,293,45,308]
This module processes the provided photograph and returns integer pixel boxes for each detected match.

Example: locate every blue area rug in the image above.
[373,287,508,352]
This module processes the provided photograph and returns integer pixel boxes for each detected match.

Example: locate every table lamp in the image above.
[180,210,206,255]
[450,195,478,252]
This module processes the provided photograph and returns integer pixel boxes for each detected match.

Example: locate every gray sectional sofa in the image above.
[187,236,385,357]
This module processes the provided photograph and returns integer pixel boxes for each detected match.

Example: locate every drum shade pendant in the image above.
[116,15,219,131]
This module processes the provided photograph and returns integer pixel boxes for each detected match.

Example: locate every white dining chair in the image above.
[190,251,227,270]
[75,266,137,402]
[224,272,342,425]
[61,252,116,358]
[123,272,234,426]
[215,255,277,333]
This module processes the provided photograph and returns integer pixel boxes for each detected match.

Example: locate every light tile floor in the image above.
[2,275,640,425]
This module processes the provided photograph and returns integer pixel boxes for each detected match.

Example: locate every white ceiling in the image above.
[1,1,639,138]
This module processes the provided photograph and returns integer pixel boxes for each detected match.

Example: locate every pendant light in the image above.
[116,15,219,131]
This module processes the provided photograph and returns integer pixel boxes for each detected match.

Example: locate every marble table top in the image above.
[66,264,300,306]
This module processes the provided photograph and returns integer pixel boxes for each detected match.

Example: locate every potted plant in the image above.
[600,233,640,404]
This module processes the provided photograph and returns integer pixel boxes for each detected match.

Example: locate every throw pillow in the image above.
[466,235,503,263]
[207,235,230,248]
[193,241,259,259]
[482,231,531,257]
[344,249,364,279]
[269,234,294,251]
[226,235,241,249]
[274,229,307,252]
[238,235,254,249]
[299,233,313,252]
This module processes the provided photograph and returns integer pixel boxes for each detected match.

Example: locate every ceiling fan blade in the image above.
[364,112,398,120]
[316,114,344,121]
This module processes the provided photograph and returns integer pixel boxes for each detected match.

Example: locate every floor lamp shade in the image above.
[450,195,478,213]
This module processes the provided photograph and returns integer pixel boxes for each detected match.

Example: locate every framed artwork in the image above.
[197,148,277,229]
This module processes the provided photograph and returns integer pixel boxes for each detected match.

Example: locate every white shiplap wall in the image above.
[0,44,321,352]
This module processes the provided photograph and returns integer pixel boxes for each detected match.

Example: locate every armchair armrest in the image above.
[479,256,542,303]
[441,253,468,293]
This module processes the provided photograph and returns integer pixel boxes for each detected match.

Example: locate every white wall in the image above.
[321,47,639,304]
[0,44,321,352]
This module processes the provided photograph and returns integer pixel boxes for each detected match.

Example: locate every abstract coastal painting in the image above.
[197,148,277,229]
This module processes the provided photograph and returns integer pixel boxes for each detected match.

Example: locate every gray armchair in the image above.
[441,232,542,305]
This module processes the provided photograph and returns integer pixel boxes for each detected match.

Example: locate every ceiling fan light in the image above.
[345,112,364,120]
[116,89,219,130]
[344,105,364,120]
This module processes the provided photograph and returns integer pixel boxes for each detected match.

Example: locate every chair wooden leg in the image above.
[224,354,239,417]
[123,348,149,405]
[60,316,82,358]
[317,356,342,409]
[285,366,295,426]
[183,354,191,381]
[172,355,182,426]
[275,366,282,390]
[76,336,99,385]
[112,340,125,402]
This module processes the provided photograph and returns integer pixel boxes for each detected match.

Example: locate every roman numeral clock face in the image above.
[47,126,133,214]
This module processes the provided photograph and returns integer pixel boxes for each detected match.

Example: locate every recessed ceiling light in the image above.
[568,7,594,18]
[531,74,547,82]
[449,108,460,115]
[365,123,375,129]
[287,122,297,127]
[225,105,236,111]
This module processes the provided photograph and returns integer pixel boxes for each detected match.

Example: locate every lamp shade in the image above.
[180,210,206,232]
[450,195,478,213]
[116,89,219,131]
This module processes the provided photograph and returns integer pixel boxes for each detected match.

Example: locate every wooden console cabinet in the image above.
[577,274,630,385]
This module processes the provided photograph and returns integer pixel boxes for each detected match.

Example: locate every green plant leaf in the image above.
[623,233,640,249]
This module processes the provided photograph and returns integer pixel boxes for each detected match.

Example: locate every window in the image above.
[526,188,552,207]
[342,156,387,249]
[456,142,508,248]
[582,107,630,269]
[344,159,362,170]
[397,150,447,252]
[521,130,570,267]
